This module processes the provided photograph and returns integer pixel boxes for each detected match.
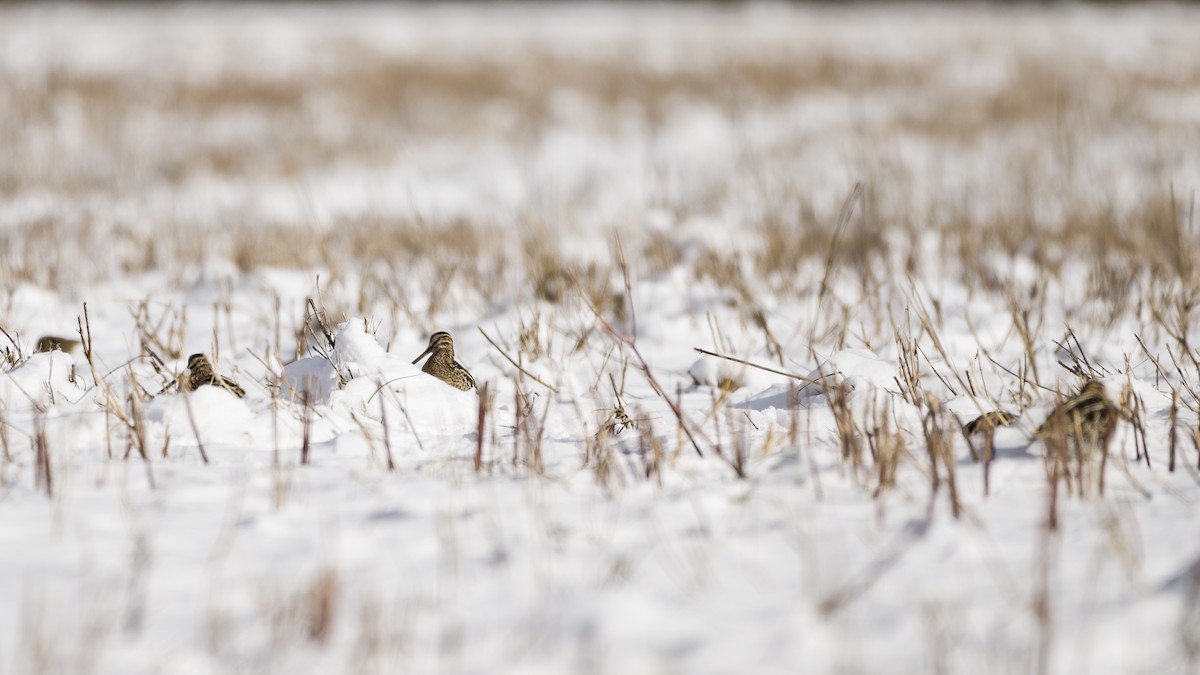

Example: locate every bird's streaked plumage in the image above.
[186,353,245,398]
[1035,379,1115,451]
[35,335,80,353]
[964,410,1017,436]
[411,331,475,391]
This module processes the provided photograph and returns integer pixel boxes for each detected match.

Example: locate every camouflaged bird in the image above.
[1034,379,1116,452]
[963,410,1017,436]
[35,335,81,353]
[185,353,246,398]
[411,331,475,391]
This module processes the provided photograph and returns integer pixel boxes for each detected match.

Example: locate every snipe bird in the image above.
[186,353,246,398]
[1035,379,1115,452]
[963,410,1017,436]
[412,331,475,391]
[35,335,81,353]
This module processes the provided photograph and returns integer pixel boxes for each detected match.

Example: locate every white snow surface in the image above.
[0,4,1199,675]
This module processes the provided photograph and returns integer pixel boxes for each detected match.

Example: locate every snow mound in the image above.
[143,385,256,446]
[281,356,339,404]
[0,351,85,409]
[801,348,894,395]
[327,320,478,448]
[687,356,743,390]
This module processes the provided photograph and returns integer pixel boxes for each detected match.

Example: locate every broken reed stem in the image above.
[1193,420,1200,473]
[712,397,724,467]
[692,346,831,387]
[528,398,548,475]
[479,326,557,393]
[920,398,960,519]
[576,261,708,458]
[943,440,960,519]
[1098,422,1110,496]
[1010,303,1042,387]
[300,390,312,466]
[808,181,863,359]
[728,410,748,479]
[126,392,156,490]
[924,430,941,496]
[0,325,24,364]
[0,409,10,462]
[104,405,113,459]
[633,340,706,458]
[392,395,425,455]
[637,413,658,483]
[1170,390,1179,472]
[829,382,860,471]
[906,287,974,397]
[983,430,994,497]
[309,288,336,350]
[512,382,523,468]
[1046,441,1062,532]
[786,383,824,500]
[348,411,377,468]
[378,396,396,472]
[34,409,52,498]
[1034,510,1057,675]
[1136,395,1151,470]
[1136,333,1200,412]
[181,390,210,465]
[79,304,134,428]
[475,381,489,473]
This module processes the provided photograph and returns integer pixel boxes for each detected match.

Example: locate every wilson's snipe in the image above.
[1035,379,1115,451]
[964,410,1017,436]
[185,353,246,398]
[35,335,81,353]
[412,331,475,391]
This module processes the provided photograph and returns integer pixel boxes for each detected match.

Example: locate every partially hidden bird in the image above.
[963,410,1017,436]
[1034,379,1116,452]
[35,335,81,353]
[185,353,246,398]
[411,331,475,391]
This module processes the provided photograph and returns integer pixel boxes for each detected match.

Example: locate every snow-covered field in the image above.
[2,3,1200,673]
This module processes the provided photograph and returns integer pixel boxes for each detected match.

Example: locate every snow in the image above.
[1,3,1199,675]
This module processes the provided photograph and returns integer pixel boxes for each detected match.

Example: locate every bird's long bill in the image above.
[412,345,435,365]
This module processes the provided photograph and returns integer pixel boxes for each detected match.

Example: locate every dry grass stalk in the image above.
[259,566,342,649]
[131,300,187,361]
[1121,386,1151,471]
[692,347,825,387]
[0,325,26,367]
[1033,500,1058,674]
[865,405,904,499]
[377,397,395,473]
[635,411,665,485]
[181,390,210,465]
[921,396,960,519]
[78,305,136,430]
[1183,565,1200,670]
[579,244,709,459]
[304,567,340,644]
[33,409,51,498]
[474,381,491,473]
[1170,390,1180,473]
[479,326,557,393]
[726,410,748,480]
[587,399,626,491]
[1038,381,1114,501]
[828,378,863,478]
[123,532,151,634]
[0,408,10,463]
[511,382,547,476]
[123,391,157,490]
